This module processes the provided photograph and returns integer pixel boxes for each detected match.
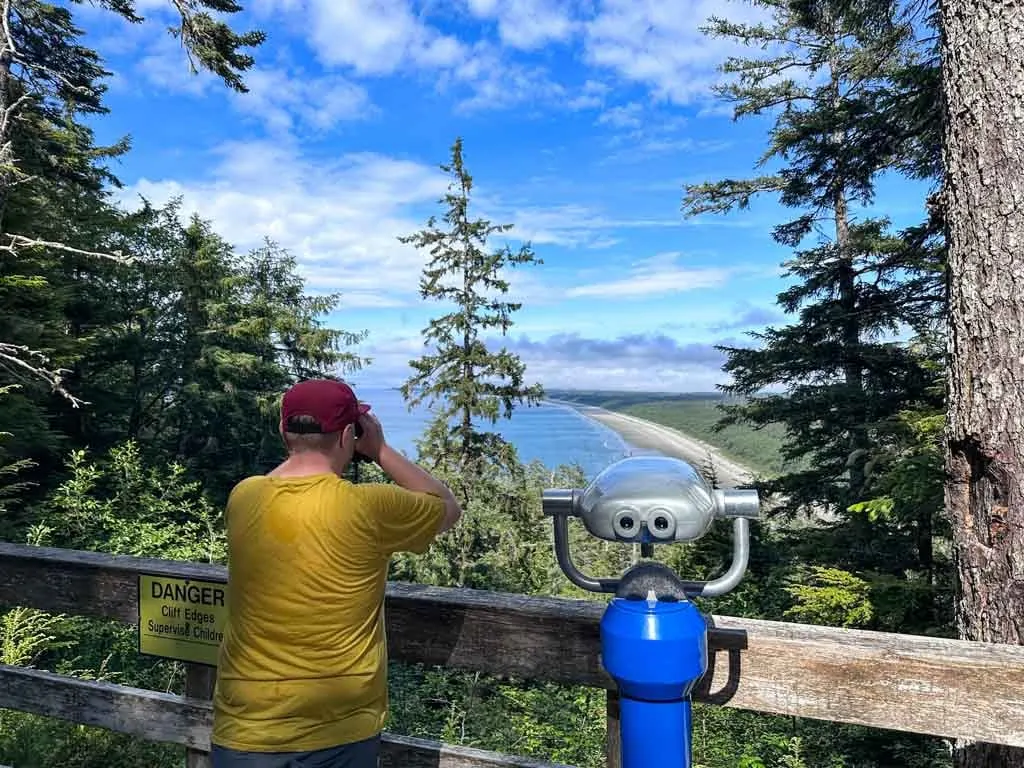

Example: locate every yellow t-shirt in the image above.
[211,473,447,752]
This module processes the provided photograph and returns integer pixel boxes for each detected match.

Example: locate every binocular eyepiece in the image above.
[543,455,760,598]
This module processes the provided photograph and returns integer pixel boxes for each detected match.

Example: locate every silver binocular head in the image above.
[543,455,761,597]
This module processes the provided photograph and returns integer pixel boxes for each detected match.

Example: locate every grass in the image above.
[548,390,792,477]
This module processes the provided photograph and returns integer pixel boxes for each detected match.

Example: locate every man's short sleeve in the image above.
[354,483,447,556]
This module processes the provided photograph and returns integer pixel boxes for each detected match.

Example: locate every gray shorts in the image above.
[210,734,380,768]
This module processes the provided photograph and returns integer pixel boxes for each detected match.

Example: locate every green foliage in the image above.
[390,459,585,591]
[2,606,70,667]
[0,0,264,414]
[783,566,873,628]
[0,438,230,767]
[0,386,37,521]
[852,353,946,534]
[0,0,130,423]
[0,713,182,768]
[387,665,606,767]
[21,201,369,506]
[40,440,227,561]
[398,137,544,487]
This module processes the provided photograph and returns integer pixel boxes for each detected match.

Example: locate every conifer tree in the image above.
[683,0,945,547]
[398,137,544,487]
[0,0,263,401]
[63,207,367,501]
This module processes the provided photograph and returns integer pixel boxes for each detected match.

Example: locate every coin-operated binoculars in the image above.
[543,455,760,768]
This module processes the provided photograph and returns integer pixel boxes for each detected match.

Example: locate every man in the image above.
[211,378,462,767]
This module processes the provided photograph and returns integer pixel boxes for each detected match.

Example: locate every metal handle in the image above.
[542,488,577,517]
[696,517,750,597]
[714,488,760,520]
[552,514,621,593]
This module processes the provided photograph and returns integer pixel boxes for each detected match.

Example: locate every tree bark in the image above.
[834,188,867,500]
[941,0,1024,765]
[829,40,868,503]
[0,0,16,231]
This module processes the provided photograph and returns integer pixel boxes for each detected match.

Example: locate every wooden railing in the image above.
[1,543,1024,767]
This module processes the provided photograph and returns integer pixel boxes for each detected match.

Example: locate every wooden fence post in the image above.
[605,689,621,768]
[185,663,217,768]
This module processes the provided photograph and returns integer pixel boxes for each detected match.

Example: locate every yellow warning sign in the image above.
[138,574,227,666]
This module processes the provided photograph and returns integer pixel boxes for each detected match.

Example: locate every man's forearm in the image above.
[376,444,454,499]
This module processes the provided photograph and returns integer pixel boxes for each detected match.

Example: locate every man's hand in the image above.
[355,412,385,463]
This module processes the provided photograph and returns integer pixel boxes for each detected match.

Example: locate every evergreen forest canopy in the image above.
[0,1,1021,768]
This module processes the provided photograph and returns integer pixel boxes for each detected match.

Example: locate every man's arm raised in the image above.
[352,411,464,548]
[376,444,462,533]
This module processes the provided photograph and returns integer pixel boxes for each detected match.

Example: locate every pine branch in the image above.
[0,342,86,407]
[0,232,128,261]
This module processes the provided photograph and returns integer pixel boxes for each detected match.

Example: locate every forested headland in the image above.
[2,1,1022,767]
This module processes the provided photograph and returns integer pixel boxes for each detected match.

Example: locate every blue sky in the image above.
[71,0,934,393]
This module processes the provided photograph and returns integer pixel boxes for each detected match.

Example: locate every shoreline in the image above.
[549,398,756,488]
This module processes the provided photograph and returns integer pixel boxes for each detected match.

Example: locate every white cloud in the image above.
[566,79,611,109]
[250,0,465,75]
[524,360,726,391]
[229,67,375,134]
[566,252,733,298]
[100,0,457,105]
[113,139,451,308]
[134,28,218,96]
[593,100,733,163]
[246,0,591,114]
[132,0,181,12]
[82,0,773,119]
[84,13,374,135]
[597,102,644,129]
[465,0,578,50]
[583,0,769,106]
[108,139,680,310]
[483,202,683,249]
[444,41,567,111]
[350,329,736,391]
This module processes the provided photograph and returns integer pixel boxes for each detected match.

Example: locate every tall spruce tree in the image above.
[840,0,951,608]
[683,0,945,552]
[398,137,544,488]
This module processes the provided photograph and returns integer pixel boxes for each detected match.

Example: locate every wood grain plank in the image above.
[3,543,1024,746]
[184,664,216,768]
[0,665,573,767]
[0,663,211,749]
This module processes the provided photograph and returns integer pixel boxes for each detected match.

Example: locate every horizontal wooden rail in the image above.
[2,543,1024,748]
[0,665,571,767]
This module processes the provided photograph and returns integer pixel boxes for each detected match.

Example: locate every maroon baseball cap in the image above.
[280,379,371,434]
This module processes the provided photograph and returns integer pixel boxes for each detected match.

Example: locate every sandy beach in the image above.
[557,401,757,488]
[562,402,838,527]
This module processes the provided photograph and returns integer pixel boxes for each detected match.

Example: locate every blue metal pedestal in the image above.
[600,596,708,768]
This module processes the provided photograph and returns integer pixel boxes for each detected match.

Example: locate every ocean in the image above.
[353,386,645,481]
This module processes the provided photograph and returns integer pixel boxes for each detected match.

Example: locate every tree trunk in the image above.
[461,259,474,479]
[917,504,934,584]
[834,189,867,501]
[828,43,868,504]
[941,1,1024,765]
[0,4,15,231]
